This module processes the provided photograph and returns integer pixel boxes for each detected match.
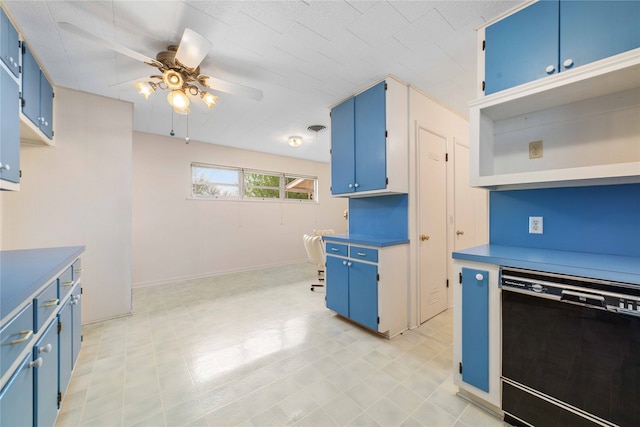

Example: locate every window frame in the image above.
[190,162,318,203]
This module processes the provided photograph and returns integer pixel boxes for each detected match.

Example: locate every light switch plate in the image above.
[529,216,543,234]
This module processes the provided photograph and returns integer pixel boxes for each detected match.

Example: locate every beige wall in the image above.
[1,88,133,324]
[132,131,347,287]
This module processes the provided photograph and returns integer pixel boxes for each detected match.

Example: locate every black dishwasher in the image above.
[501,267,640,427]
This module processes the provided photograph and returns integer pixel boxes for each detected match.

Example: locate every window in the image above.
[191,163,317,202]
[192,164,240,198]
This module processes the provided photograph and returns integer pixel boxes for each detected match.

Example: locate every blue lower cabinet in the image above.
[326,256,350,318]
[0,353,34,427]
[58,299,72,399]
[34,320,59,426]
[347,261,378,331]
[71,285,82,368]
[461,267,489,392]
[326,253,379,332]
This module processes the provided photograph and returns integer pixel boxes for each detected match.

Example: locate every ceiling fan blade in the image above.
[204,76,264,101]
[57,22,155,64]
[175,29,213,69]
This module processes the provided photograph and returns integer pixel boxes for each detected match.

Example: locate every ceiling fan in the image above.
[57,22,263,115]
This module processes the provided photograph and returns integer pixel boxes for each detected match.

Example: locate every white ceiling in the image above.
[3,0,521,162]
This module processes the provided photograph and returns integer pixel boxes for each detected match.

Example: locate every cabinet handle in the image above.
[39,343,53,354]
[347,262,352,267]
[0,163,10,172]
[74,269,84,273]
[10,330,33,344]
[563,58,574,69]
[61,280,73,287]
[342,260,347,266]
[354,183,359,188]
[348,184,353,188]
[475,273,484,281]
[456,230,464,236]
[545,65,555,74]
[43,298,59,307]
[420,234,430,241]
[331,248,339,252]
[357,252,366,256]
[28,358,43,369]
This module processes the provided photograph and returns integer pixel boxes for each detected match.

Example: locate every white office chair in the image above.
[303,234,326,291]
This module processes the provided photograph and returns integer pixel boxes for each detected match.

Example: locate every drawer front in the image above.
[350,246,378,263]
[0,303,34,379]
[72,258,82,281]
[326,242,348,257]
[34,281,58,334]
[58,266,74,303]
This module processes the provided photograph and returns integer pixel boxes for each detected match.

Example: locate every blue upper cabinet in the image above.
[485,0,640,95]
[0,7,20,78]
[22,43,54,140]
[354,82,386,193]
[0,64,20,186]
[330,78,408,197]
[330,97,356,195]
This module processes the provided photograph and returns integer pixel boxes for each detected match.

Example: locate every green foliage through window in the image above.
[191,163,317,202]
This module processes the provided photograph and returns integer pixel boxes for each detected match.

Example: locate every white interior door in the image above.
[454,141,488,252]
[418,127,448,323]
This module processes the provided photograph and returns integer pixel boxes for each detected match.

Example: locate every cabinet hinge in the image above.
[459,362,463,374]
[18,65,21,74]
[376,274,380,281]
[482,81,485,92]
[52,91,55,98]
[81,335,84,342]
[385,130,388,138]
[57,392,62,407]
[445,153,449,162]
[482,40,485,51]
[81,287,83,294]
[52,130,54,137]
[459,272,462,284]
[446,279,449,288]
[57,322,62,334]
[22,44,25,54]
[20,170,22,178]
[21,98,25,108]
[377,316,380,324]
[384,82,387,90]
[330,148,332,155]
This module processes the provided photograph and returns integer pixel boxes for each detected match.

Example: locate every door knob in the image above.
[420,234,430,241]
[456,230,464,236]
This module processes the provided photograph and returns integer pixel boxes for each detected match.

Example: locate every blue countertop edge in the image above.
[322,234,409,247]
[452,244,640,285]
[1,246,85,321]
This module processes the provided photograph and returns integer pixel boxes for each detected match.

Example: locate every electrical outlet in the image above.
[529,216,543,234]
[529,140,543,159]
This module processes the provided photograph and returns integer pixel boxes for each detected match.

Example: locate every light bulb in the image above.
[200,91,218,109]
[288,136,303,147]
[162,70,184,90]
[135,82,156,99]
[167,90,190,110]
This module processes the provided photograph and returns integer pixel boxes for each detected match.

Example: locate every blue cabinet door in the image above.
[348,260,378,331]
[34,320,59,427]
[326,255,349,317]
[354,81,386,192]
[22,44,41,127]
[39,74,53,139]
[461,267,489,392]
[0,66,19,183]
[71,286,82,368]
[485,0,559,95]
[0,8,20,77]
[0,353,34,427]
[560,1,640,72]
[58,300,72,399]
[331,97,356,195]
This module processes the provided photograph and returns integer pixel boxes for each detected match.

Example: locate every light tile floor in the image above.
[55,263,507,427]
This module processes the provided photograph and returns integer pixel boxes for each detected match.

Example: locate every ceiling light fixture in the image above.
[288,136,303,147]
[136,45,219,118]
